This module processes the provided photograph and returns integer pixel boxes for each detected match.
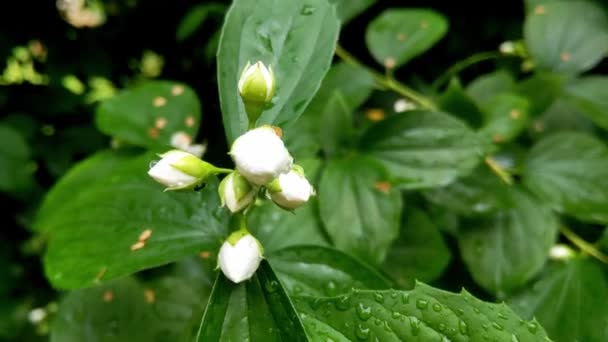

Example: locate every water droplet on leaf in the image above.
[416,299,428,310]
[356,303,372,321]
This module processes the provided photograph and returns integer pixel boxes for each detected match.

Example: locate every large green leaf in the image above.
[318,156,402,265]
[268,245,391,297]
[217,0,340,143]
[509,258,608,342]
[437,78,484,127]
[295,282,551,341]
[329,0,376,23]
[365,9,448,68]
[458,189,559,298]
[38,152,231,289]
[563,76,608,130]
[284,62,375,158]
[479,94,530,144]
[515,72,565,117]
[51,276,206,342]
[361,110,487,189]
[320,91,353,157]
[196,261,308,341]
[423,166,514,216]
[96,81,202,149]
[382,209,451,288]
[524,0,608,74]
[0,124,33,194]
[523,132,608,224]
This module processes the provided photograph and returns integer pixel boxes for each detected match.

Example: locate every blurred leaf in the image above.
[509,258,608,342]
[524,0,608,74]
[38,152,230,289]
[284,62,375,158]
[51,276,206,342]
[329,0,377,23]
[438,78,484,128]
[96,81,201,150]
[466,70,515,105]
[0,124,34,194]
[532,98,595,137]
[318,156,402,265]
[458,189,559,297]
[361,110,487,189]
[268,245,391,297]
[295,282,550,341]
[479,93,530,143]
[523,132,608,224]
[515,72,565,117]
[382,209,451,288]
[217,0,340,143]
[320,91,353,157]
[365,9,448,68]
[176,3,226,42]
[563,76,608,131]
[196,261,307,341]
[424,166,514,216]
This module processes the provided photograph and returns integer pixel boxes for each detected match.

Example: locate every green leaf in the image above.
[523,132,608,224]
[295,282,551,341]
[365,9,448,68]
[479,94,530,144]
[196,261,308,341]
[318,156,402,265]
[268,245,391,297]
[466,70,515,105]
[51,276,207,342]
[176,3,226,41]
[96,81,202,149]
[515,72,565,117]
[382,209,451,288]
[532,98,595,137]
[563,76,608,131]
[524,0,608,74]
[38,152,231,289]
[217,0,340,143]
[423,166,514,216]
[458,189,559,297]
[0,124,34,193]
[438,78,484,128]
[320,91,353,157]
[328,0,376,24]
[284,62,375,158]
[509,258,608,342]
[361,110,487,189]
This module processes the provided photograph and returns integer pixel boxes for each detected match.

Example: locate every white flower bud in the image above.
[549,244,576,261]
[267,166,315,210]
[148,150,226,190]
[218,232,263,283]
[499,41,516,55]
[238,61,276,125]
[230,126,293,186]
[219,171,257,213]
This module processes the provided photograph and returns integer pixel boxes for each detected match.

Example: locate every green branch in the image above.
[560,226,608,264]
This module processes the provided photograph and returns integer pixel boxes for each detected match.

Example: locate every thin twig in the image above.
[560,226,608,264]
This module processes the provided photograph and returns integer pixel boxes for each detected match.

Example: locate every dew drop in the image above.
[356,303,372,321]
[512,334,521,342]
[355,324,370,340]
[492,322,504,331]
[390,291,398,299]
[401,293,410,304]
[432,303,442,312]
[409,317,421,336]
[335,295,350,311]
[300,5,316,15]
[325,281,337,295]
[265,280,279,293]
[391,311,401,319]
[373,318,382,326]
[374,293,384,304]
[527,322,538,334]
[498,312,508,320]
[293,286,303,294]
[416,299,428,310]
[310,298,323,310]
[438,323,446,332]
[459,320,468,335]
[474,307,481,314]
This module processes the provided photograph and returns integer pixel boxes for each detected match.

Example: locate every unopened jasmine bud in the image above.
[148,150,229,190]
[230,126,293,186]
[499,40,528,57]
[219,171,257,213]
[549,244,576,261]
[267,166,315,210]
[238,61,276,125]
[218,231,263,283]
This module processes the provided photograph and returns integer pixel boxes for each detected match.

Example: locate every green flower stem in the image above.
[560,226,608,264]
[431,51,514,91]
[334,44,436,110]
[484,157,513,185]
[214,167,235,174]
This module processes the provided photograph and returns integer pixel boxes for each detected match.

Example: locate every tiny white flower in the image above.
[219,171,257,213]
[238,61,276,103]
[267,166,315,210]
[148,149,226,190]
[230,126,293,186]
[393,98,416,113]
[549,244,576,261]
[499,41,516,55]
[28,308,47,324]
[218,232,263,283]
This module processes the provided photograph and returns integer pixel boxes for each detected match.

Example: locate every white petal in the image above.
[218,235,263,283]
[270,170,314,209]
[147,150,198,188]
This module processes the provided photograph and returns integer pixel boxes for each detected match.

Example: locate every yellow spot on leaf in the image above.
[171,84,184,96]
[131,241,145,251]
[560,52,571,62]
[366,108,385,122]
[94,267,107,282]
[148,127,159,139]
[374,181,391,193]
[103,290,113,303]
[384,57,396,69]
[199,251,211,259]
[144,289,155,304]
[155,117,167,129]
[138,229,152,242]
[534,5,546,15]
[397,33,407,41]
[185,116,196,127]
[493,134,504,143]
[153,96,167,107]
[510,109,521,119]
